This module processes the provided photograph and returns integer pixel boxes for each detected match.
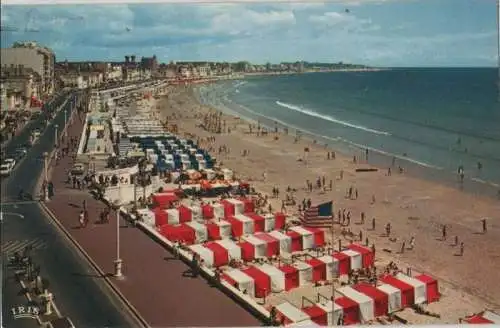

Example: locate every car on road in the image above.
[0,158,16,176]
[15,147,28,158]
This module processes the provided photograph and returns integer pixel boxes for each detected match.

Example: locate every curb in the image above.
[38,202,150,328]
[17,278,62,325]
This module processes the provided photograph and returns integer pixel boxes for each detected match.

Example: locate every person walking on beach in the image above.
[454,235,459,246]
[481,218,487,234]
[400,240,406,254]
[441,225,447,241]
[409,236,415,250]
[459,242,464,256]
[385,223,391,237]
[372,217,376,231]
[360,212,365,225]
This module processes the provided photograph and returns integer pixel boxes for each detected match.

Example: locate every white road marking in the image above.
[1,238,47,255]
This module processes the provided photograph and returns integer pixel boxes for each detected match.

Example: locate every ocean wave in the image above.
[275,101,391,136]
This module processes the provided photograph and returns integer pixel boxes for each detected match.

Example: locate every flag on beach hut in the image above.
[300,201,334,228]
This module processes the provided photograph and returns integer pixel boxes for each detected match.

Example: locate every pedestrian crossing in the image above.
[1,238,47,256]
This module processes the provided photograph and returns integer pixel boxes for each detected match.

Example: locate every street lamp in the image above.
[114,185,123,279]
[54,124,59,147]
[42,152,49,201]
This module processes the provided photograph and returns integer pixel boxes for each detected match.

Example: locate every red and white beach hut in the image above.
[268,231,292,254]
[335,297,360,325]
[223,269,255,298]
[353,283,389,317]
[395,273,427,305]
[376,283,403,313]
[241,266,271,298]
[184,221,208,243]
[347,243,375,268]
[165,208,180,225]
[204,242,229,267]
[318,255,336,280]
[332,252,351,276]
[289,226,315,249]
[338,286,375,323]
[152,208,168,227]
[203,202,225,219]
[302,227,325,247]
[206,220,232,240]
[215,239,242,261]
[257,263,286,293]
[379,274,415,308]
[275,302,310,325]
[306,257,327,283]
[463,311,500,324]
[177,205,193,223]
[278,265,299,291]
[415,274,440,303]
[292,261,313,286]
[273,212,286,230]
[242,235,267,258]
[189,244,214,267]
[303,300,343,326]
[187,204,203,221]
[286,230,303,252]
[152,192,178,208]
[137,208,155,227]
[341,249,363,270]
[226,215,254,237]
[263,213,276,232]
[245,212,266,232]
[221,198,245,216]
[238,197,255,213]
[254,232,280,257]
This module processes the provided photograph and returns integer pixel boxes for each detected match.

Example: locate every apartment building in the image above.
[0,41,55,95]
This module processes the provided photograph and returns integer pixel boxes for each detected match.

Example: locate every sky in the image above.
[0,0,498,67]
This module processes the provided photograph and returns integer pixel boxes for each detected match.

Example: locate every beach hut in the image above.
[223,269,255,298]
[347,243,374,268]
[303,227,325,247]
[292,261,313,286]
[257,263,286,293]
[204,242,229,267]
[136,208,155,227]
[232,214,255,235]
[415,274,440,303]
[379,274,415,308]
[177,205,193,223]
[341,249,363,270]
[290,226,315,249]
[238,197,255,213]
[338,286,374,323]
[263,213,276,232]
[241,266,271,298]
[184,221,208,243]
[245,212,266,232]
[275,302,310,325]
[159,224,195,244]
[287,230,303,252]
[302,305,329,326]
[238,241,256,262]
[377,283,402,313]
[318,255,335,280]
[153,208,168,227]
[353,283,389,317]
[306,257,327,282]
[242,236,267,258]
[254,232,280,257]
[215,239,242,260]
[274,212,286,230]
[335,297,359,325]
[221,198,245,216]
[188,205,203,221]
[396,273,427,305]
[332,252,351,276]
[206,220,232,240]
[189,244,214,267]
[165,208,180,225]
[268,230,292,254]
[279,265,299,291]
[152,192,178,208]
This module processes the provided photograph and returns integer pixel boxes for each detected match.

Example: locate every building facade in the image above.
[0,41,55,95]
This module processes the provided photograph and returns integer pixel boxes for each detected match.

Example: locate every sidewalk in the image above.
[45,115,260,326]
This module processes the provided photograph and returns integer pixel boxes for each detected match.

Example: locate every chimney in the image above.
[125,56,130,63]
[131,55,136,63]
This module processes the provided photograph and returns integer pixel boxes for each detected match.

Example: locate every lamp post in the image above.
[114,184,123,279]
[54,124,59,147]
[43,152,49,201]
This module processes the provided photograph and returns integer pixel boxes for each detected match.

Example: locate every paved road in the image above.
[1,92,140,327]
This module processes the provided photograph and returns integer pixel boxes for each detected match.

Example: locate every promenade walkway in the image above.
[45,115,260,326]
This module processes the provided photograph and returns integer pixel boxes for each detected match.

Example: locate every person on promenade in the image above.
[79,210,86,228]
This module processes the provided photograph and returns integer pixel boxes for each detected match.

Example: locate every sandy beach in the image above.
[154,84,500,322]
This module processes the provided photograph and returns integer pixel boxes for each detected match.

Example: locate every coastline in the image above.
[156,83,500,317]
[195,82,500,200]
[242,67,388,77]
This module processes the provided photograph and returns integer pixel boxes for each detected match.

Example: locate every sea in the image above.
[195,68,500,197]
